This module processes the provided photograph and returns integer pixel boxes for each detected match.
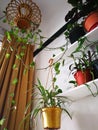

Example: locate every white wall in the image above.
[34,1,98,130]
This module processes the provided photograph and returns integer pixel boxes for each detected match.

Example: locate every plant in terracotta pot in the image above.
[65,0,98,33]
[65,0,98,22]
[69,50,94,86]
[31,60,72,129]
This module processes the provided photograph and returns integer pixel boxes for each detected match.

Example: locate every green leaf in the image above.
[73,37,86,53]
[52,54,55,57]
[11,100,16,105]
[13,64,17,69]
[53,77,56,82]
[17,37,22,43]
[22,38,28,43]
[5,53,10,58]
[4,128,7,130]
[10,46,14,51]
[96,45,98,53]
[10,92,14,97]
[21,29,26,33]
[22,45,26,49]
[33,33,37,43]
[30,61,35,67]
[60,47,65,51]
[27,32,33,38]
[62,59,65,66]
[23,68,27,74]
[20,52,25,57]
[12,78,18,85]
[0,118,5,125]
[58,89,62,93]
[16,54,21,60]
[3,19,7,23]
[54,62,60,74]
[6,31,12,41]
[33,108,40,118]
[39,40,43,48]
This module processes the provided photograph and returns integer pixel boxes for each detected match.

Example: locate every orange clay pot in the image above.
[84,10,98,32]
[74,69,92,86]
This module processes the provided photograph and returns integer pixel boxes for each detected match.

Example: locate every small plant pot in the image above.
[42,107,62,129]
[74,69,92,86]
[84,10,98,32]
[69,26,85,44]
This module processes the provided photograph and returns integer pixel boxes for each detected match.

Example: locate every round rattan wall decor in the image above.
[6,0,41,30]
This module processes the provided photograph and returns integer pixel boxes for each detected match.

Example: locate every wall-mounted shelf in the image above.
[61,79,98,101]
[54,27,98,101]
[53,27,98,64]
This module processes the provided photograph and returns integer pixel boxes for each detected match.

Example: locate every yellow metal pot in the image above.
[41,107,62,129]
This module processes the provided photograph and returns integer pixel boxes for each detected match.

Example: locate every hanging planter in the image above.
[42,107,62,129]
[32,59,72,129]
[6,0,41,30]
[84,10,98,32]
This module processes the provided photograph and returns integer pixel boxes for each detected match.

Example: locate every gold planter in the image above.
[41,107,62,129]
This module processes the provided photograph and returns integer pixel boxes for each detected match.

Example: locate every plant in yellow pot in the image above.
[32,60,72,129]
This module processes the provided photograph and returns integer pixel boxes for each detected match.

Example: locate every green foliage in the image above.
[65,0,98,22]
[54,62,60,75]
[5,53,10,58]
[32,79,72,119]
[30,61,35,67]
[12,78,18,85]
[69,50,94,73]
[0,118,5,126]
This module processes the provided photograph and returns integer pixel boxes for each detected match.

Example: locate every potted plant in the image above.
[65,0,98,22]
[65,0,98,33]
[31,59,72,129]
[32,79,72,129]
[69,50,94,86]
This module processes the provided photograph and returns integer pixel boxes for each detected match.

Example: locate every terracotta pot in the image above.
[84,10,98,32]
[42,107,62,129]
[74,69,92,86]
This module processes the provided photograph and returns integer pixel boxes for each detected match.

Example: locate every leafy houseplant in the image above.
[4,22,44,48]
[69,50,94,86]
[32,60,72,129]
[65,0,98,22]
[33,79,72,129]
[64,0,98,44]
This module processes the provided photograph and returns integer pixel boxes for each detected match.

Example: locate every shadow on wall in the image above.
[75,112,98,130]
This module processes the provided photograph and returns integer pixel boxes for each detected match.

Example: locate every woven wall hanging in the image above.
[6,0,41,30]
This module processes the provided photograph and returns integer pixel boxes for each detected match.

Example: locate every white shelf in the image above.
[54,27,98,101]
[61,79,98,101]
[53,27,98,64]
